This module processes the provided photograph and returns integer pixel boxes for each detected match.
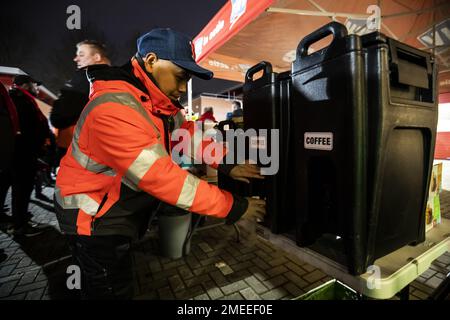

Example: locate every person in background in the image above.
[0,82,20,262]
[5,75,50,236]
[50,40,111,166]
[231,100,243,117]
[0,82,20,224]
[198,106,217,122]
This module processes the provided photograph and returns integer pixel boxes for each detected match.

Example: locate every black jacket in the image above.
[8,88,49,157]
[50,65,109,129]
[0,84,16,171]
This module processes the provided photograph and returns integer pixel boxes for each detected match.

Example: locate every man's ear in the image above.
[93,53,102,63]
[143,53,158,73]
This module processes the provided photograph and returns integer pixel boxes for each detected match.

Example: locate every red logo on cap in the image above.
[190,41,196,61]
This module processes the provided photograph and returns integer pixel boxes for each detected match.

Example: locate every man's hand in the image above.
[241,197,266,222]
[229,162,265,184]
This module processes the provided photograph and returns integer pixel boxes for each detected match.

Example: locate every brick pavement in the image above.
[0,186,449,300]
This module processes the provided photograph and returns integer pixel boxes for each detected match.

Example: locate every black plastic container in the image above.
[292,22,368,274]
[292,22,438,275]
[243,62,295,234]
[362,32,438,265]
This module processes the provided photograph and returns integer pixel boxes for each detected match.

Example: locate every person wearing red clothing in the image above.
[199,106,217,122]
[0,82,19,221]
[55,28,265,299]
[3,75,50,236]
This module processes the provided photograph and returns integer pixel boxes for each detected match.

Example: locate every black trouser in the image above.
[12,158,37,228]
[0,169,11,211]
[34,168,46,196]
[67,234,134,300]
[0,158,37,227]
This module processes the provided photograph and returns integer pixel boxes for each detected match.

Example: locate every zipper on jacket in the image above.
[91,192,109,232]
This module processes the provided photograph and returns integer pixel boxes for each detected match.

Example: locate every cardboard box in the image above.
[426,163,443,232]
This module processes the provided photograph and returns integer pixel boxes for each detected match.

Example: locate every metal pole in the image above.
[187,78,192,119]
[307,0,335,21]
[432,0,436,59]
[378,0,382,30]
[266,7,370,19]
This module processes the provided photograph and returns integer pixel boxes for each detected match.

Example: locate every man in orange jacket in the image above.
[55,28,266,299]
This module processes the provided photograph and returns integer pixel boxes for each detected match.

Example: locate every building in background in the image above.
[187,83,243,121]
[190,94,241,122]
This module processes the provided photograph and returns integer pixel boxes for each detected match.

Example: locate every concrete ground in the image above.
[0,186,449,300]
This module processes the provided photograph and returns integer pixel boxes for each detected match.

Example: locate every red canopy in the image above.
[194,0,450,93]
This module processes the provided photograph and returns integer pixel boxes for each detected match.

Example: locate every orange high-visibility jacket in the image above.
[55,59,247,238]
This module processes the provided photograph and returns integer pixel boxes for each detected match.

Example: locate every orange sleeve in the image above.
[88,104,233,218]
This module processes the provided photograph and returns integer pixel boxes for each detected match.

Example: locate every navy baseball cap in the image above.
[137,28,213,80]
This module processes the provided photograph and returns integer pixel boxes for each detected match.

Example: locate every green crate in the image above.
[295,280,360,300]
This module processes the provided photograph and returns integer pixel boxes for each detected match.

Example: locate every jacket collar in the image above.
[88,59,183,117]
[130,58,180,116]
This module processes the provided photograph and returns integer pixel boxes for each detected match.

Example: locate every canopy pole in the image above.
[432,0,436,59]
[266,7,370,19]
[306,0,336,21]
[378,0,382,30]
[187,79,192,119]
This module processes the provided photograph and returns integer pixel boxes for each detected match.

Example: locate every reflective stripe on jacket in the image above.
[55,59,243,238]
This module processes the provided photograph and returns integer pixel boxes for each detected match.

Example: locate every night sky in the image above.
[0,0,238,96]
